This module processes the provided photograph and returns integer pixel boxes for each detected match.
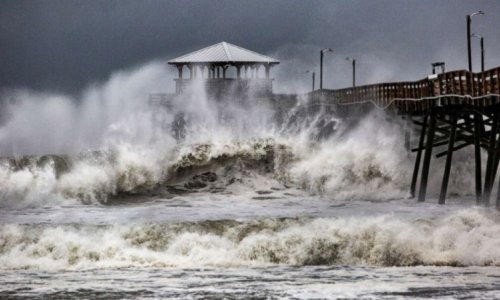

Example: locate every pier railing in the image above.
[305,66,500,206]
[310,66,500,113]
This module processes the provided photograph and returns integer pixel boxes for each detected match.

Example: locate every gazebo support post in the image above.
[237,65,241,78]
[223,66,228,79]
[176,65,183,79]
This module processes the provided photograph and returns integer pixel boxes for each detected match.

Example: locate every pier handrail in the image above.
[309,66,500,112]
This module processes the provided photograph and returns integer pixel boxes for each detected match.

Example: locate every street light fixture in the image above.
[305,70,315,92]
[345,57,356,87]
[320,48,333,89]
[467,11,485,72]
[471,33,485,72]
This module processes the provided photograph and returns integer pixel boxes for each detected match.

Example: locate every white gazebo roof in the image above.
[168,42,279,65]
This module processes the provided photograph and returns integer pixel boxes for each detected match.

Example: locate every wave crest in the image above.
[1,210,499,270]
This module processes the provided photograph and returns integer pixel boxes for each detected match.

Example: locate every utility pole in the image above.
[480,36,485,72]
[467,14,472,72]
[320,48,333,89]
[467,11,485,72]
[306,70,316,91]
[352,59,356,87]
[472,34,485,73]
[346,57,356,87]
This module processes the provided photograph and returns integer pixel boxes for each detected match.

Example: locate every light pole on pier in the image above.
[306,70,315,91]
[345,57,356,87]
[320,48,333,89]
[467,11,485,72]
[472,33,485,73]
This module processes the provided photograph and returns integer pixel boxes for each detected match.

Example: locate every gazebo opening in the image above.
[168,42,279,96]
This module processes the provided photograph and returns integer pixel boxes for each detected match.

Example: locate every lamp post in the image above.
[467,11,485,72]
[345,57,356,87]
[306,70,315,91]
[472,33,485,72]
[320,48,333,89]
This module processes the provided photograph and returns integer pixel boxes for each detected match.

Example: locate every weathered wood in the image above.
[483,112,499,205]
[314,67,500,114]
[411,138,450,152]
[410,114,428,198]
[439,115,457,204]
[473,112,483,202]
[488,112,500,206]
[435,141,473,158]
[305,66,500,208]
[418,109,437,202]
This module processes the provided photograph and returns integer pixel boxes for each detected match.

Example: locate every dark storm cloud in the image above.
[1,0,499,93]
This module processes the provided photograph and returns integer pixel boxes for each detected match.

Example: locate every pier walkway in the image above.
[309,66,500,208]
[308,66,500,113]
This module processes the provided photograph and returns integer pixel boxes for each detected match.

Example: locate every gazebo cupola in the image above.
[168,42,279,96]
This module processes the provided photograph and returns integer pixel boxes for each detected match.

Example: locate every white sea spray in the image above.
[1,209,499,270]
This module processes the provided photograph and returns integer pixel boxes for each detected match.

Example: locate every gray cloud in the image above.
[1,0,499,94]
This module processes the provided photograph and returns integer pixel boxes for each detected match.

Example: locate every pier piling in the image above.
[473,112,483,202]
[418,109,437,202]
[439,114,457,204]
[410,114,428,198]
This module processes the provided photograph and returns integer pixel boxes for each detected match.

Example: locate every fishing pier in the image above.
[160,42,500,208]
[309,67,500,207]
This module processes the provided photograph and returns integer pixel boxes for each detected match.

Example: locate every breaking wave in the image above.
[0,124,415,208]
[0,139,283,207]
[1,209,499,270]
[0,110,480,207]
[0,61,478,207]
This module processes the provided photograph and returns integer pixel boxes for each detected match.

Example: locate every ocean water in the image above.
[1,63,500,299]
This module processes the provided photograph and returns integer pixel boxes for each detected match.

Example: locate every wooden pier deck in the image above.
[308,66,500,208]
[309,66,500,113]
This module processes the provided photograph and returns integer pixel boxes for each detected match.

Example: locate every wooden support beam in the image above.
[488,114,500,206]
[418,109,437,202]
[411,138,450,152]
[435,141,473,158]
[404,117,411,151]
[496,173,500,210]
[434,116,490,146]
[474,112,484,202]
[411,114,428,198]
[415,117,485,145]
[483,112,499,205]
[439,115,457,204]
[437,117,477,137]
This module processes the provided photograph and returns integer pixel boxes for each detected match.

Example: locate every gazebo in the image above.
[168,42,279,96]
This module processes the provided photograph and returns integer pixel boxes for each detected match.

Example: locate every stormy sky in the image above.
[1,0,499,94]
